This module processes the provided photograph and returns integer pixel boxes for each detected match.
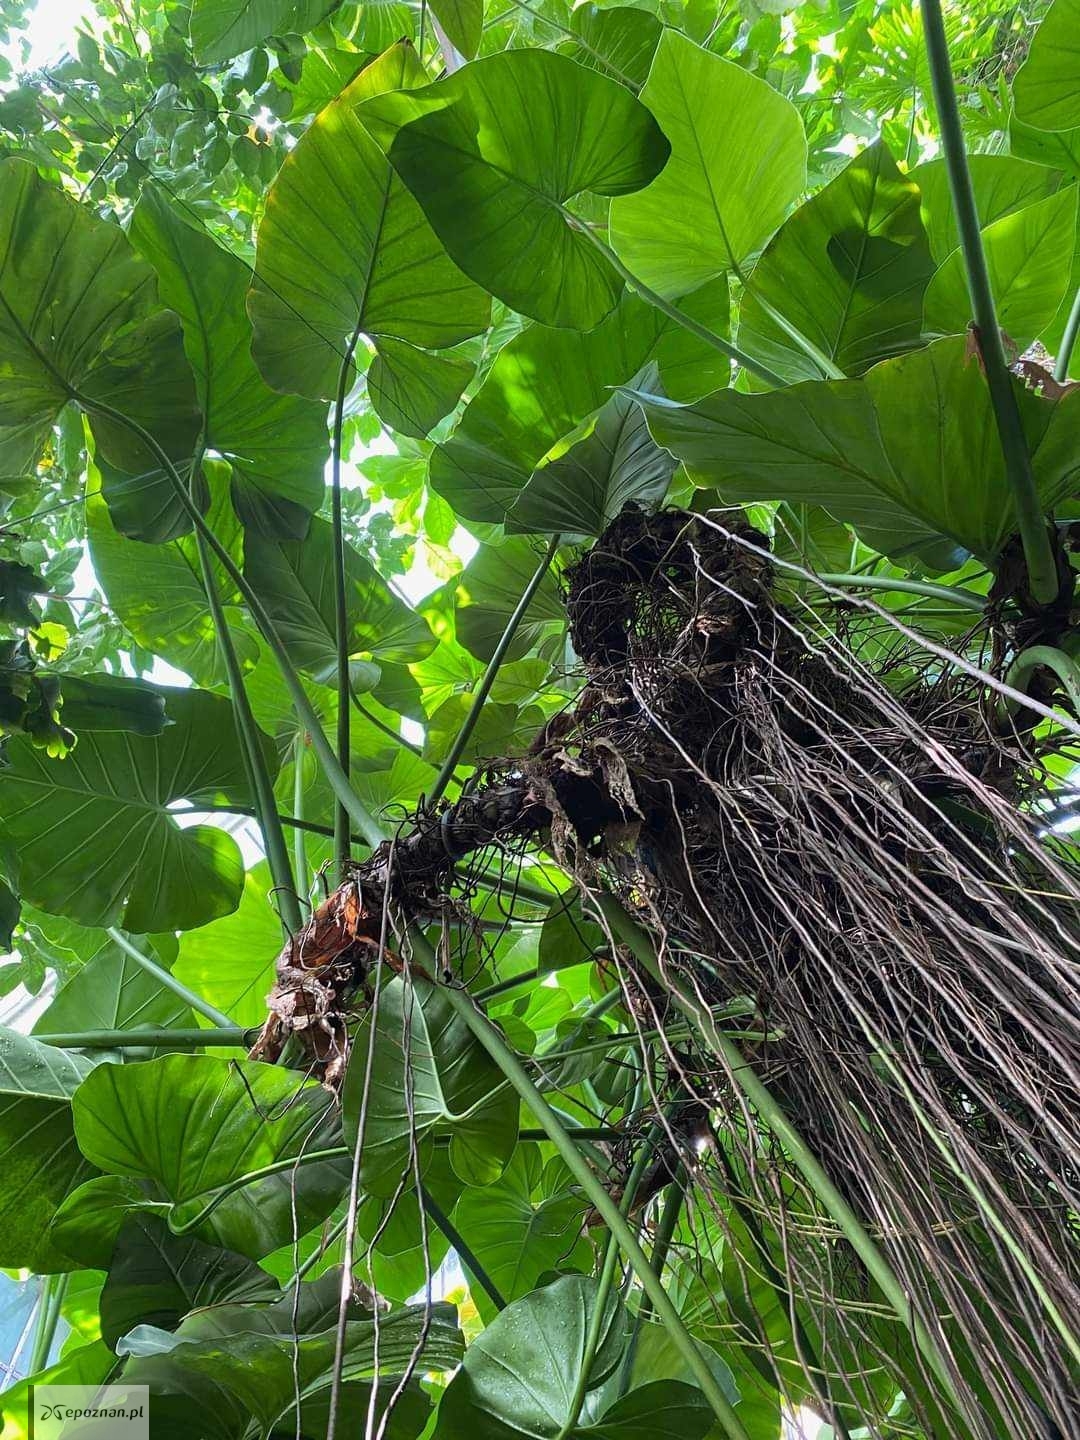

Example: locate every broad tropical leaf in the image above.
[0,158,198,490]
[0,1028,98,1270]
[1013,0,1080,132]
[33,943,195,1054]
[248,41,489,436]
[738,142,935,383]
[913,154,1066,263]
[561,4,663,88]
[609,31,806,298]
[357,49,671,328]
[453,537,566,662]
[72,1054,350,1258]
[189,0,336,62]
[342,973,518,1195]
[510,363,676,536]
[87,459,257,689]
[130,186,329,536]
[100,1213,279,1349]
[173,862,282,1030]
[634,337,1080,566]
[0,688,266,931]
[243,515,436,684]
[429,284,730,523]
[923,188,1077,347]
[428,0,483,58]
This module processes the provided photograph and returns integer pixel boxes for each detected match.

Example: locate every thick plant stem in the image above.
[28,1275,68,1374]
[75,394,386,848]
[292,733,309,900]
[330,332,363,880]
[421,1187,506,1311]
[105,928,233,1029]
[194,527,302,934]
[816,572,986,612]
[1054,286,1080,382]
[920,0,1058,607]
[430,533,560,806]
[426,965,752,1440]
[557,1119,658,1438]
[1005,644,1080,719]
[580,227,785,390]
[595,893,967,1420]
[36,1026,255,1049]
[618,1169,685,1394]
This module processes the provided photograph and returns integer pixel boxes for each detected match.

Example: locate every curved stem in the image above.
[579,227,785,391]
[195,525,301,933]
[815,572,986,612]
[421,1187,507,1311]
[618,1168,685,1394]
[430,533,560,806]
[425,961,752,1440]
[595,893,967,1420]
[331,331,363,880]
[106,928,233,1029]
[920,0,1058,607]
[1003,644,1080,719]
[1054,285,1080,383]
[74,393,386,848]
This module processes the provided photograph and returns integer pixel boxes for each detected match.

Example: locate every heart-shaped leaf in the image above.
[1013,0,1080,133]
[357,49,671,328]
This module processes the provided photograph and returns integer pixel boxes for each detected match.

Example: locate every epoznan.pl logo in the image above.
[29,1385,149,1438]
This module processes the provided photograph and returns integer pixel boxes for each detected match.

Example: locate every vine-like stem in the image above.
[74,394,386,848]
[430,533,560,806]
[618,1168,685,1394]
[194,524,302,933]
[1004,644,1080,719]
[28,1274,68,1374]
[815,572,986,612]
[1054,285,1080,383]
[105,928,233,1029]
[421,1187,506,1310]
[292,733,309,899]
[556,1115,658,1438]
[920,0,1059,607]
[422,951,752,1440]
[331,331,364,879]
[595,893,968,1420]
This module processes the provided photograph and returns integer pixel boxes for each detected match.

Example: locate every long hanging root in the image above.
[253,506,1080,1439]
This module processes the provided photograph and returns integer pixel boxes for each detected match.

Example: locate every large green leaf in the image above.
[1013,0,1080,132]
[913,154,1066,263]
[738,142,935,383]
[635,336,1080,567]
[190,0,335,62]
[434,1274,726,1439]
[130,186,328,537]
[429,0,482,58]
[454,1147,591,1320]
[0,157,198,486]
[510,363,675,536]
[0,1028,98,1270]
[357,49,671,328]
[609,31,806,298]
[0,1340,115,1439]
[561,4,663,88]
[33,942,195,1054]
[72,1054,350,1259]
[173,862,282,1031]
[454,538,566,663]
[923,188,1078,347]
[244,515,436,685]
[0,688,266,931]
[87,458,257,689]
[119,1277,459,1438]
[429,284,730,523]
[342,973,518,1195]
[1010,114,1080,183]
[100,1213,279,1350]
[249,42,489,438]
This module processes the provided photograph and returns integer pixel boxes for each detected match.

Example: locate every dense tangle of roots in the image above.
[258,507,1080,1440]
